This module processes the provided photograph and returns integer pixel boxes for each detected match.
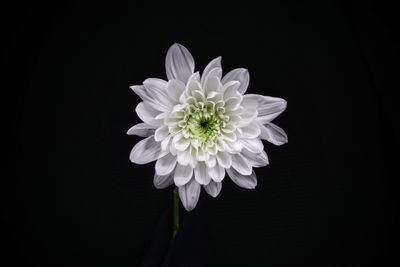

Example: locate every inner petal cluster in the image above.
[162,78,245,167]
[179,98,226,148]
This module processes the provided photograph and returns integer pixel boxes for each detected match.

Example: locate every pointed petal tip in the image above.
[130,85,142,93]
[214,56,222,63]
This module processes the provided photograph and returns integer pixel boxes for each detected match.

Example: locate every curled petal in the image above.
[204,71,222,96]
[194,162,211,185]
[167,79,186,103]
[239,121,261,139]
[259,122,288,145]
[257,101,287,124]
[174,164,193,186]
[240,138,264,154]
[182,80,202,103]
[224,96,242,111]
[135,102,163,127]
[188,71,200,83]
[205,156,216,168]
[155,153,177,176]
[222,81,241,99]
[201,57,222,86]
[153,172,174,189]
[208,163,225,182]
[236,108,258,127]
[173,134,190,151]
[177,149,191,166]
[221,68,249,94]
[231,153,252,175]
[203,181,222,197]
[226,168,257,189]
[242,94,287,123]
[126,123,155,137]
[129,136,161,164]
[143,78,174,110]
[165,43,194,84]
[178,178,201,211]
[216,151,232,168]
[241,149,269,168]
[131,85,169,112]
[154,125,169,142]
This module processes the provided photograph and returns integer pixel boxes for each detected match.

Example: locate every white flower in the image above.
[128,43,287,211]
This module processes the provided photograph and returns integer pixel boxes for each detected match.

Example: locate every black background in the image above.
[4,1,399,266]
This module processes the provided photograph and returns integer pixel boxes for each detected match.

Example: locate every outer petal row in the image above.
[165,43,195,84]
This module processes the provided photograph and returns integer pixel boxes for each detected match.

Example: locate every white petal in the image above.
[203,181,222,197]
[236,108,258,127]
[178,178,201,211]
[177,149,191,166]
[256,99,287,124]
[205,156,216,168]
[142,78,167,91]
[161,135,171,151]
[167,79,186,103]
[224,140,243,153]
[259,123,288,145]
[241,149,269,167]
[242,94,287,123]
[188,71,200,83]
[222,81,241,99]
[221,68,249,94]
[231,153,252,175]
[240,138,264,153]
[153,172,174,189]
[143,78,174,110]
[224,96,242,111]
[130,85,152,102]
[201,57,222,86]
[174,164,193,186]
[173,134,190,151]
[155,153,177,175]
[165,43,194,84]
[239,121,261,139]
[131,85,169,112]
[208,163,225,182]
[192,90,206,102]
[226,168,257,189]
[222,131,237,142]
[135,102,163,127]
[154,125,169,142]
[196,147,207,161]
[129,136,161,164]
[241,94,270,107]
[126,123,156,137]
[188,146,197,168]
[216,151,232,168]
[183,80,202,102]
[194,162,211,185]
[204,69,222,95]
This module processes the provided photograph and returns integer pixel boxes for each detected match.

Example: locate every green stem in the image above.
[172,186,179,242]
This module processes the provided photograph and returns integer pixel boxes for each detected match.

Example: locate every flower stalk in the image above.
[172,186,179,242]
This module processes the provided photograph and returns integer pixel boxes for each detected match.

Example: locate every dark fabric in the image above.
[4,1,399,266]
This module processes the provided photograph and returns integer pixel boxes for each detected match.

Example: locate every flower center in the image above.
[199,120,208,128]
[187,112,222,145]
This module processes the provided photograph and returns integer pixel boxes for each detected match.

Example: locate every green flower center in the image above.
[187,113,222,144]
[180,102,226,147]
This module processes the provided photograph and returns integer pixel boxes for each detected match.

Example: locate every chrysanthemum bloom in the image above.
[128,44,287,211]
